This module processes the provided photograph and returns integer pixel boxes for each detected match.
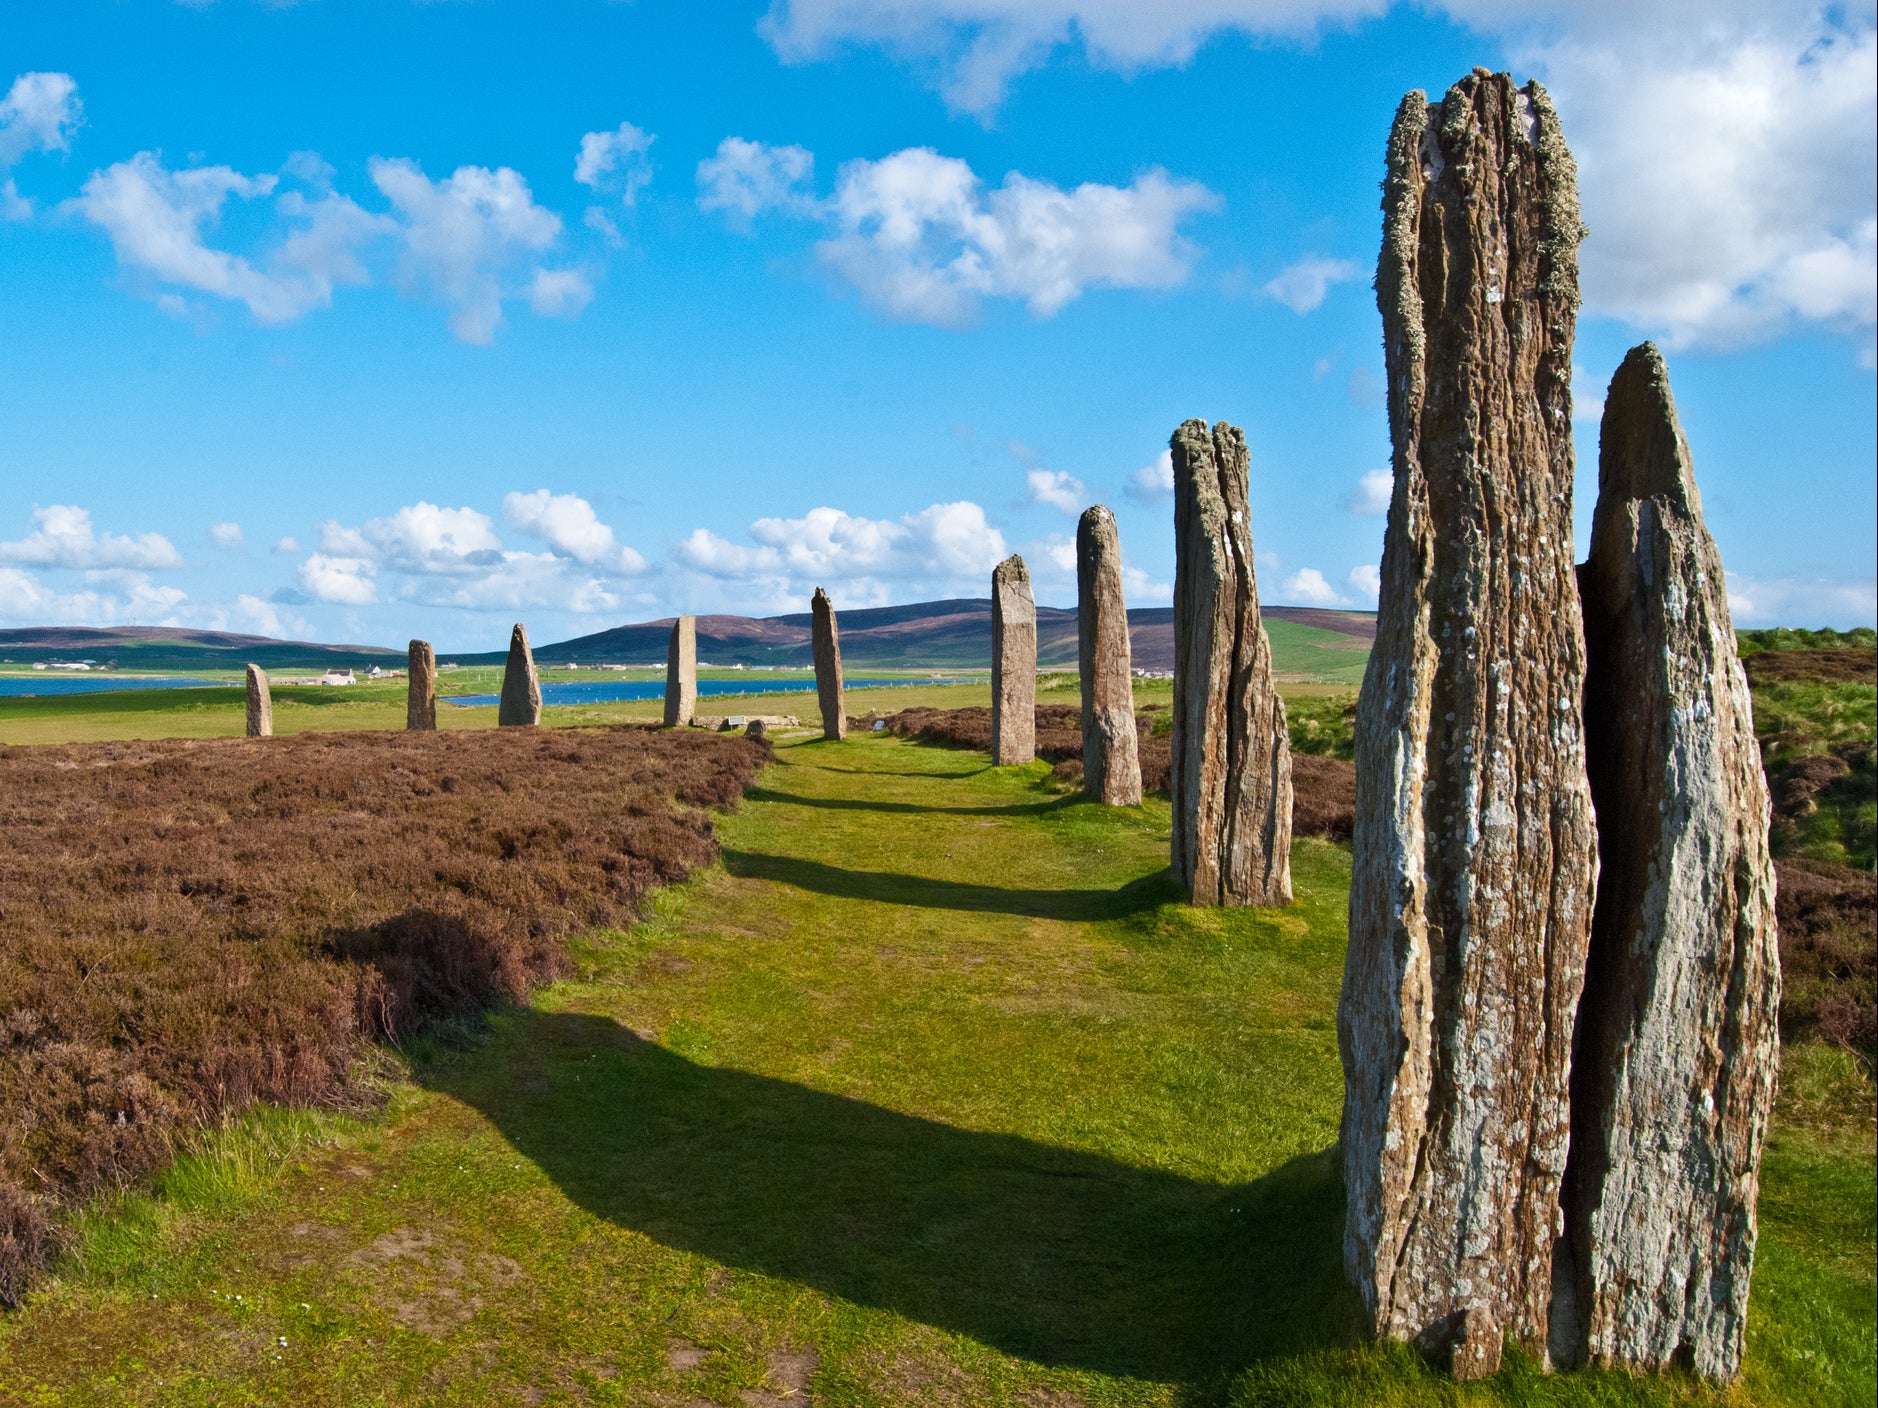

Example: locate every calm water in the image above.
[444,678,963,708]
[0,675,228,697]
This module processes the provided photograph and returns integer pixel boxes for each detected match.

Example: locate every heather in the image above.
[0,724,766,1303]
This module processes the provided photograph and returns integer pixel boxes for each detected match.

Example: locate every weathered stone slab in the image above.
[1169,419,1291,906]
[1077,505,1142,806]
[1338,70,1596,1366]
[244,664,272,738]
[407,639,436,731]
[664,616,697,727]
[1554,343,1780,1381]
[812,588,846,741]
[498,623,541,727]
[990,555,1036,765]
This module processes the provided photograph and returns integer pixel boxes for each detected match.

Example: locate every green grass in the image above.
[0,732,1867,1406]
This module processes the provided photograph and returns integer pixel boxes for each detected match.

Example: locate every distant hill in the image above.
[474,600,1378,675]
[0,627,403,671]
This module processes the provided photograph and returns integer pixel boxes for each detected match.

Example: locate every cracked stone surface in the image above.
[1169,419,1291,906]
[1077,504,1142,806]
[245,663,272,738]
[991,555,1036,766]
[407,639,436,731]
[664,616,696,728]
[1338,70,1595,1363]
[498,623,541,728]
[1555,341,1780,1382]
[812,588,846,741]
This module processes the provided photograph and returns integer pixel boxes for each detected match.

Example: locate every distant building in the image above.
[320,668,356,686]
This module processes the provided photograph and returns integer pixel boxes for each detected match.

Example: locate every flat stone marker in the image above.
[990,555,1036,765]
[1169,419,1291,906]
[1338,70,1595,1376]
[664,616,697,727]
[244,663,272,738]
[407,639,436,731]
[812,587,846,741]
[1077,505,1142,806]
[1557,342,1780,1382]
[497,623,541,727]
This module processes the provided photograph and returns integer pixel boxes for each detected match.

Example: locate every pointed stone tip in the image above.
[1600,342,1694,508]
[510,622,528,644]
[995,553,1030,583]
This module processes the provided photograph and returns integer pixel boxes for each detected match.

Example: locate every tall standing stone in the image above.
[407,639,436,731]
[1078,505,1142,806]
[663,615,697,727]
[990,556,1036,765]
[1554,343,1780,1381]
[1338,71,1594,1377]
[1169,420,1291,907]
[244,663,272,738]
[811,588,846,741]
[498,623,541,727]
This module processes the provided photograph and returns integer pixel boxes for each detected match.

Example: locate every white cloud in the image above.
[0,71,81,165]
[368,157,564,344]
[298,553,377,606]
[1261,255,1361,314]
[760,3,1876,351]
[1726,572,1877,629]
[574,122,656,206]
[325,502,505,576]
[1026,467,1085,513]
[1123,564,1173,604]
[271,535,300,554]
[73,152,388,324]
[696,137,817,224]
[208,520,243,547]
[1125,448,1175,503]
[0,566,187,626]
[1346,563,1381,604]
[502,489,647,574]
[528,267,594,317]
[0,505,182,570]
[817,147,1218,325]
[1281,567,1345,606]
[1344,469,1392,516]
[233,593,287,637]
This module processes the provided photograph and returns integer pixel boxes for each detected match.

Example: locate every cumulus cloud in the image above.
[0,566,187,626]
[297,553,377,606]
[1281,567,1345,606]
[574,121,656,206]
[502,490,647,574]
[1,70,81,219]
[697,137,818,224]
[1346,563,1381,604]
[1344,469,1392,516]
[271,535,300,554]
[1261,255,1361,314]
[369,157,564,344]
[0,504,182,571]
[1025,467,1085,513]
[1125,448,1175,503]
[820,147,1218,325]
[1727,571,1877,629]
[208,521,243,547]
[528,267,595,317]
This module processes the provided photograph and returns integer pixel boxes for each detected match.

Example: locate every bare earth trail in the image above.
[0,733,1869,1406]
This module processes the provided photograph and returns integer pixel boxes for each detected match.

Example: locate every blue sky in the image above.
[1,0,1872,651]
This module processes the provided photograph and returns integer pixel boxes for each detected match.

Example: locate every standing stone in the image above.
[1077,506,1142,806]
[1169,420,1291,906]
[1554,343,1780,1381]
[244,663,272,738]
[498,623,541,727]
[811,588,846,741]
[663,615,697,727]
[407,639,436,731]
[990,556,1036,765]
[1338,71,1595,1374]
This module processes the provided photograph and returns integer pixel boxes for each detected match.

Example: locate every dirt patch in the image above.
[0,724,767,1304]
[344,1225,526,1338]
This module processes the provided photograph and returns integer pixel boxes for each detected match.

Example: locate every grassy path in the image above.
[0,734,1870,1406]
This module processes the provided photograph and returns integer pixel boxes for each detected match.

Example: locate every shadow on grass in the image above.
[426,1011,1352,1391]
[743,785,1079,819]
[721,849,1177,920]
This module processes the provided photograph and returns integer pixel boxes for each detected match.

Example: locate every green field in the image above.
[0,724,1868,1406]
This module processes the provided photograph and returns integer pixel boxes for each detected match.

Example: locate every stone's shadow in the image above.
[743,785,1079,819]
[721,850,1178,921]
[426,1012,1351,1387]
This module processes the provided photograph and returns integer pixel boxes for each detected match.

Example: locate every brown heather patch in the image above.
[0,724,767,1304]
[1775,857,1878,1058]
[881,705,1357,841]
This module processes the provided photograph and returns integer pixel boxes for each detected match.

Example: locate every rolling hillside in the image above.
[0,627,403,671]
